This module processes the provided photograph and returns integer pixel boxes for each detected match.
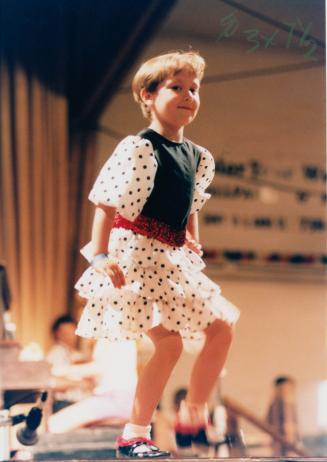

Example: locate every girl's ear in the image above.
[140,87,153,106]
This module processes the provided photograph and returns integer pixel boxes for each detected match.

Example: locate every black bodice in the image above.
[138,128,201,231]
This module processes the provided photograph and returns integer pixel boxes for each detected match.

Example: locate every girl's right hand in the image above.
[92,256,126,289]
[184,237,203,256]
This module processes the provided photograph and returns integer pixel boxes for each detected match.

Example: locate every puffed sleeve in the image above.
[190,147,216,214]
[89,135,157,221]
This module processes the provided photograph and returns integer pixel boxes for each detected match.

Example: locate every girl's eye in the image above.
[171,85,182,91]
[190,88,197,94]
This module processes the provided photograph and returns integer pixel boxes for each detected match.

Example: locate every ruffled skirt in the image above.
[75,228,240,341]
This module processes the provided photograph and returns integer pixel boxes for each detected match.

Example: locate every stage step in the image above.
[31,427,118,460]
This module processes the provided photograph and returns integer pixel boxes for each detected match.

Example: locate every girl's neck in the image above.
[149,121,184,143]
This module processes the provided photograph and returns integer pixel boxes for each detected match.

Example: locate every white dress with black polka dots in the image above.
[75,135,240,341]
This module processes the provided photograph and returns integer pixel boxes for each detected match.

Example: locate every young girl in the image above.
[75,50,240,458]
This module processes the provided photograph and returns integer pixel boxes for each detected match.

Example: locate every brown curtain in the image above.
[0,61,70,351]
[68,132,98,318]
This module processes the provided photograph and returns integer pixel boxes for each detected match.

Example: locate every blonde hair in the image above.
[132,50,206,119]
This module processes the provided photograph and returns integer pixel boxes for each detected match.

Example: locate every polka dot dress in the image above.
[75,135,240,341]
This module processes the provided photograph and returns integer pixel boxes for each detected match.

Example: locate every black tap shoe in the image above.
[174,424,192,448]
[192,427,209,445]
[174,423,209,449]
[116,437,171,458]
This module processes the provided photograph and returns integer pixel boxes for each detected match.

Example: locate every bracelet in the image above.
[91,253,109,266]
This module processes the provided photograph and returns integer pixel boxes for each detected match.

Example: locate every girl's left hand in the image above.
[185,238,203,256]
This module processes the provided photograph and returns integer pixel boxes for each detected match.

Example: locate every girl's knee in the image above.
[205,319,234,346]
[152,331,183,361]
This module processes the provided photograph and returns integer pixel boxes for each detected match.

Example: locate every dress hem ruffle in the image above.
[75,228,240,342]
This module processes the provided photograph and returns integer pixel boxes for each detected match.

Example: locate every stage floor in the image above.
[19,458,327,462]
[18,428,325,462]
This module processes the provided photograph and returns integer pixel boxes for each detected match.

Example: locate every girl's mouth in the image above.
[177,106,193,111]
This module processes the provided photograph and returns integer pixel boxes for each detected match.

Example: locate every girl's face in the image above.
[146,68,200,131]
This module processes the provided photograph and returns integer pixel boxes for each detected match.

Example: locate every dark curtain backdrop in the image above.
[0,0,176,350]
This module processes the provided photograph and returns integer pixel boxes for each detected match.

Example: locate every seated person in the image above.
[48,338,137,433]
[47,315,96,412]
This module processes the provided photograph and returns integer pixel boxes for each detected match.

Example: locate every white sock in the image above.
[122,423,152,440]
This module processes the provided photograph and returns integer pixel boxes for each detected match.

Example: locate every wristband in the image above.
[91,253,109,266]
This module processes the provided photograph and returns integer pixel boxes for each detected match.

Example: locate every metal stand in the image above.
[0,393,46,461]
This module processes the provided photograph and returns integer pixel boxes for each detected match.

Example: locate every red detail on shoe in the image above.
[174,422,207,435]
[113,213,186,247]
[116,436,155,448]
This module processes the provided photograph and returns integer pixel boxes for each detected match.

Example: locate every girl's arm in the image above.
[91,204,116,255]
[186,213,203,255]
[91,204,126,288]
[187,212,200,242]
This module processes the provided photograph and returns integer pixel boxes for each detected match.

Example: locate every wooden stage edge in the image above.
[20,458,327,462]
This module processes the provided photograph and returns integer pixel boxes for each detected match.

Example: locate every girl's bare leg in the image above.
[187,319,233,407]
[130,325,183,426]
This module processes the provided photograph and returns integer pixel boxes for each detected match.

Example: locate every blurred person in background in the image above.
[266,376,299,456]
[47,315,96,413]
